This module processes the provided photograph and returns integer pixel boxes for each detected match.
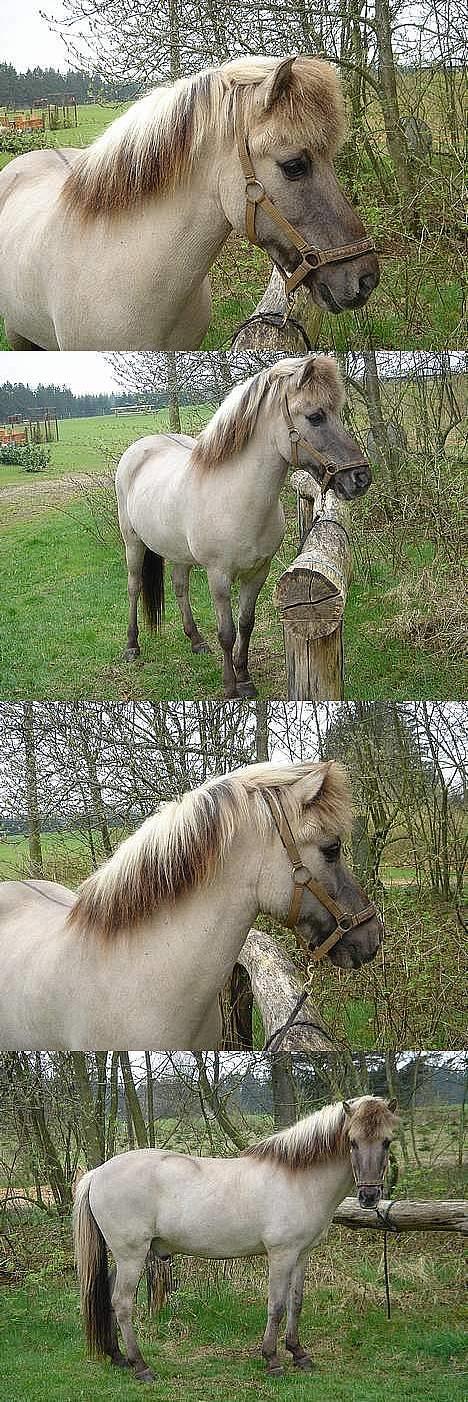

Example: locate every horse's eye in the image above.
[323,840,341,862]
[307,410,326,426]
[280,155,309,180]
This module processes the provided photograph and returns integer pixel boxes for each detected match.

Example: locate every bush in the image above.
[0,129,48,155]
[0,442,50,471]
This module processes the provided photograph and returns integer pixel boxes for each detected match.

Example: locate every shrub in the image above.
[0,442,50,471]
[0,129,48,155]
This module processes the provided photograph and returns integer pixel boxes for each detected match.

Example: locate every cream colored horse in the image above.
[74,1096,399,1381]
[116,354,371,698]
[0,56,379,350]
[0,760,383,1049]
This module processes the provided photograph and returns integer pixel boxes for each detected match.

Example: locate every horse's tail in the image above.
[73,1171,113,1358]
[141,548,165,630]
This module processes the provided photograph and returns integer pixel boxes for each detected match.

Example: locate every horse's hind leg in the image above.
[285,1257,314,1372]
[107,1264,131,1369]
[233,561,271,698]
[111,1254,155,1382]
[172,563,211,654]
[122,534,146,661]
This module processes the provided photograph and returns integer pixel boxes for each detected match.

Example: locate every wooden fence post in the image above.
[238,928,335,1052]
[275,470,352,699]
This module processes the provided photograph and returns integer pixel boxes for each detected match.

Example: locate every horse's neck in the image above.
[109,158,230,296]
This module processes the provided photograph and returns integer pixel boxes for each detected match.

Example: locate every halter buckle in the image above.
[336,913,356,934]
[245,179,265,204]
[292,864,312,886]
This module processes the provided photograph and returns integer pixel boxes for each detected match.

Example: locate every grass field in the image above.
[0,1152,465,1402]
[0,408,213,488]
[0,88,465,351]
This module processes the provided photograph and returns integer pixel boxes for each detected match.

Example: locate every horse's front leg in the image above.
[285,1256,314,1371]
[263,1249,300,1376]
[207,567,237,698]
[233,561,271,698]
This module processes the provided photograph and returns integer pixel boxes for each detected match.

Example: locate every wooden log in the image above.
[275,470,352,699]
[333,1197,468,1235]
[238,927,335,1052]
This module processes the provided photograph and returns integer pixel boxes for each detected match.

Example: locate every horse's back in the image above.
[0,877,75,926]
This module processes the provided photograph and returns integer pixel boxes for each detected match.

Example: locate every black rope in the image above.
[231,309,313,351]
[263,990,338,1054]
[375,1199,398,1321]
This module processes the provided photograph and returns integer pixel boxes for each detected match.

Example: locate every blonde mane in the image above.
[243,1097,397,1171]
[62,56,345,219]
[191,355,344,471]
[68,759,352,939]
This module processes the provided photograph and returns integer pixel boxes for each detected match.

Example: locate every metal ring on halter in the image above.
[245,179,266,203]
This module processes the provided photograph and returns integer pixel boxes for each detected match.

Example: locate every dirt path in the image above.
[1,471,113,525]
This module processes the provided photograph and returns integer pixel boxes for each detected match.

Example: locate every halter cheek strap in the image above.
[282,394,369,493]
[234,100,376,299]
[262,789,376,964]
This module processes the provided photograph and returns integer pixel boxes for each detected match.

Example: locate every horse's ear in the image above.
[259,56,296,112]
[290,761,331,808]
[342,1101,352,1117]
[295,355,317,389]
[387,1098,398,1113]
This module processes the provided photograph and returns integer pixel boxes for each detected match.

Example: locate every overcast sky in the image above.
[0,352,119,393]
[2,3,69,73]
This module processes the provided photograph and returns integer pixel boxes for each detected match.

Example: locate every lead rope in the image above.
[375,1199,398,1321]
[230,308,313,352]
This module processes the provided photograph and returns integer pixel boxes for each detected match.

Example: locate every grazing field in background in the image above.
[0,1117,465,1402]
[0,74,465,351]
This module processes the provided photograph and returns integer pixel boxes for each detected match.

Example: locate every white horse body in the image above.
[116,356,371,697]
[74,1098,398,1380]
[84,1143,352,1263]
[0,150,215,350]
[0,57,378,351]
[0,761,383,1051]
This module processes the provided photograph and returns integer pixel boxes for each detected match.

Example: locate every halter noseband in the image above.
[234,100,376,299]
[262,789,376,964]
[282,393,369,493]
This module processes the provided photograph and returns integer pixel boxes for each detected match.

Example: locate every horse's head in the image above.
[259,761,383,967]
[343,1097,400,1208]
[277,354,372,499]
[220,56,379,312]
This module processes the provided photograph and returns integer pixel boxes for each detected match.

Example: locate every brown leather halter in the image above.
[262,789,376,964]
[234,99,376,298]
[282,393,369,492]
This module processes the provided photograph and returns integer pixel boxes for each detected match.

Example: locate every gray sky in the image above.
[2,2,69,72]
[0,352,118,393]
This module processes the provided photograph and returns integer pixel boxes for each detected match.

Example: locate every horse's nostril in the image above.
[355,468,370,488]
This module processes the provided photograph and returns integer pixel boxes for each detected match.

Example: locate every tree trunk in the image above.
[165,352,181,432]
[271,1053,297,1128]
[334,1198,468,1234]
[275,474,351,700]
[238,928,335,1052]
[22,703,43,877]
[120,1053,148,1148]
[374,0,415,202]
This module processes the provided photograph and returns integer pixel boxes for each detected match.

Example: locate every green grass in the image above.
[0,1239,465,1402]
[0,409,214,487]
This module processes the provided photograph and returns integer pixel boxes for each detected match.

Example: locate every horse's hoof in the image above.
[235,679,258,698]
[266,1361,284,1376]
[294,1355,314,1372]
[192,639,212,654]
[135,1367,155,1383]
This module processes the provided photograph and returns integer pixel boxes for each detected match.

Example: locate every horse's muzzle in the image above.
[359,1186,382,1209]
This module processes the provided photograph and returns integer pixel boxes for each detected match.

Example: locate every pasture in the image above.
[0,77,465,352]
[0,1120,465,1402]
[0,405,465,702]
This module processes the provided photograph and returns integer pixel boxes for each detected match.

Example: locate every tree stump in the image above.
[238,928,335,1052]
[275,471,352,699]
